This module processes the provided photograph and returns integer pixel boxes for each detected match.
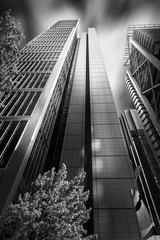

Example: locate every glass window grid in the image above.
[91,103,116,113]
[91,113,119,125]
[91,95,114,104]
[41,95,56,139]
[21,34,78,184]
[60,149,84,168]
[59,33,86,178]
[92,156,134,178]
[30,40,66,46]
[94,209,140,240]
[0,120,27,168]
[20,51,60,62]
[49,36,77,111]
[22,26,74,53]
[12,73,49,89]
[22,45,64,53]
[92,138,128,156]
[92,124,123,139]
[90,88,111,96]
[90,82,110,89]
[88,28,139,239]
[93,178,134,208]
[0,91,42,116]
[24,133,46,186]
[18,61,56,73]
[65,123,84,135]
[63,135,84,150]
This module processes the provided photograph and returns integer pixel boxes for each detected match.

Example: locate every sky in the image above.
[1,0,160,114]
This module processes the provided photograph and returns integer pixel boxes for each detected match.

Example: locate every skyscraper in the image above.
[124,25,160,156]
[121,25,160,239]
[0,20,140,239]
[0,19,79,213]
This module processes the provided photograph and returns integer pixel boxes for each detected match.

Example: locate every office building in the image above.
[0,19,79,212]
[121,25,160,239]
[124,25,160,157]
[0,20,140,239]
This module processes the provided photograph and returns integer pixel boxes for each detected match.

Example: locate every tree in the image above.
[0,10,24,104]
[0,164,98,240]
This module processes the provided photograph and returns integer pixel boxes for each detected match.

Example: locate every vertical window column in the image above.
[84,34,94,234]
[88,28,140,240]
[59,34,86,180]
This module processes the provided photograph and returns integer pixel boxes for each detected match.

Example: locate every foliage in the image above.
[0,164,98,240]
[0,9,24,94]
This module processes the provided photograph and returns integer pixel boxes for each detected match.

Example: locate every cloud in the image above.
[0,0,160,112]
[97,2,160,112]
[26,0,81,34]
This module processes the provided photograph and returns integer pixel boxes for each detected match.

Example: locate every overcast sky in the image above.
[1,0,160,113]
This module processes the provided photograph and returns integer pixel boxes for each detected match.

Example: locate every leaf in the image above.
[0,164,98,239]
[0,10,25,106]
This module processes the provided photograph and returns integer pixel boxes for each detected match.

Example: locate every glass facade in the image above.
[58,28,140,239]
[0,20,79,214]
[0,20,140,240]
[88,29,139,240]
[59,32,86,178]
